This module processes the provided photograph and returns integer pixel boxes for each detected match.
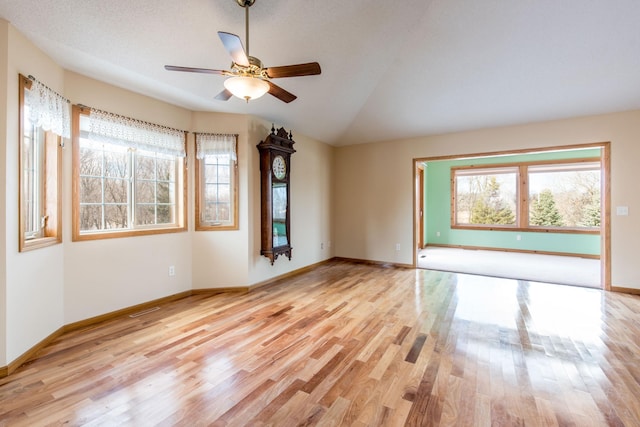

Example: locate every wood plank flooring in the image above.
[1,260,640,426]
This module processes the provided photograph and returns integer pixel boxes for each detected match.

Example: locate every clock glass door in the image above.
[272,182,288,247]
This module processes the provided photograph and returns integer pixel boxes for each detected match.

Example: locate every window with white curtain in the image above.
[195,133,238,230]
[19,74,66,251]
[72,105,187,240]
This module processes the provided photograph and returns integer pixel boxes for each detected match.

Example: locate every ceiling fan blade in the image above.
[218,32,250,67]
[267,82,297,103]
[266,62,321,79]
[164,65,225,75]
[214,89,233,101]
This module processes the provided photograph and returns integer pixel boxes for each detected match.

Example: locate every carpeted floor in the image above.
[417,247,601,288]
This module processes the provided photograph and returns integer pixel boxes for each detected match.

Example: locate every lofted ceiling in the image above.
[1,0,639,146]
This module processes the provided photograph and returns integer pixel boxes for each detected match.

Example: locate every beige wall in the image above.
[334,110,640,289]
[247,118,334,285]
[0,23,335,367]
[190,112,252,288]
[62,72,194,324]
[0,20,9,366]
[3,23,66,364]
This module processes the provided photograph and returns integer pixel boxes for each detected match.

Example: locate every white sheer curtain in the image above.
[84,109,187,157]
[25,78,71,139]
[195,133,237,161]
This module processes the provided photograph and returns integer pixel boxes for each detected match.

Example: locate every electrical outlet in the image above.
[320,242,324,250]
[436,231,441,237]
[516,235,521,241]
[396,243,401,251]
[168,265,175,276]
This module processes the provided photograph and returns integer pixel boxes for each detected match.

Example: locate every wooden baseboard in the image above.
[192,258,336,295]
[332,256,414,269]
[1,260,337,378]
[611,286,640,296]
[2,326,65,378]
[191,287,250,295]
[63,291,193,333]
[0,291,193,379]
[425,243,600,260]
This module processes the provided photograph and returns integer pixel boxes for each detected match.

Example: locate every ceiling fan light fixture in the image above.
[224,76,269,102]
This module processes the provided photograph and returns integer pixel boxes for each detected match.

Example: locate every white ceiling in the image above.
[1,0,639,146]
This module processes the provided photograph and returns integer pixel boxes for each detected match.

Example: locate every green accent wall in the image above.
[424,148,601,256]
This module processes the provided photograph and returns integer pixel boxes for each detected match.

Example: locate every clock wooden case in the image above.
[257,126,295,264]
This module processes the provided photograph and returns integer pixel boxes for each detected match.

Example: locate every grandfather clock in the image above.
[257,125,295,264]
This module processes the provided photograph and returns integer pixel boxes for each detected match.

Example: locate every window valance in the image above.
[82,108,187,157]
[25,76,71,139]
[195,133,238,161]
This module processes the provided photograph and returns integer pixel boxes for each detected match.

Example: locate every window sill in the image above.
[451,225,599,235]
[195,223,238,231]
[20,236,61,252]
[73,225,187,241]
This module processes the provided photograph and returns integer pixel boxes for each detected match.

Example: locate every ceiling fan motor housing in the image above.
[236,0,255,7]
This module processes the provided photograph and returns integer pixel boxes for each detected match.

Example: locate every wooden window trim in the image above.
[19,74,62,252]
[71,105,187,241]
[194,148,239,232]
[451,156,602,234]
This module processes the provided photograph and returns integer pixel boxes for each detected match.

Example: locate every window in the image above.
[452,159,601,233]
[454,167,518,227]
[72,106,187,240]
[195,133,238,231]
[528,162,600,228]
[18,74,66,251]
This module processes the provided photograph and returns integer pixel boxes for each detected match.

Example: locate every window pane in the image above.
[157,204,174,224]
[204,164,219,184]
[200,154,235,226]
[136,155,156,180]
[104,150,128,178]
[455,171,517,226]
[22,125,45,237]
[217,184,230,203]
[80,177,103,203]
[135,204,156,225]
[157,182,171,204]
[105,204,128,229]
[134,152,176,226]
[136,181,155,203]
[104,178,128,204]
[205,183,218,200]
[528,164,600,228]
[157,158,175,181]
[79,147,103,176]
[217,165,230,184]
[80,205,103,231]
[205,202,230,222]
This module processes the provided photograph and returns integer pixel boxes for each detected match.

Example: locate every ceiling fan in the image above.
[164,0,321,103]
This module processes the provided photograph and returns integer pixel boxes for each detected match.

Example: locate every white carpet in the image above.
[418,247,601,288]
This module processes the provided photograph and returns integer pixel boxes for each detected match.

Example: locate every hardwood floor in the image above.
[1,260,640,426]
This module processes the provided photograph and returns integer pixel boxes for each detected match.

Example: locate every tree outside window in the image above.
[452,160,600,232]
[72,106,186,240]
[455,168,517,227]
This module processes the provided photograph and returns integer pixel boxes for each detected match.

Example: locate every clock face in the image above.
[272,155,286,180]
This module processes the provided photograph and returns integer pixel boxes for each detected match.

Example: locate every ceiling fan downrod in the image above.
[236,0,256,57]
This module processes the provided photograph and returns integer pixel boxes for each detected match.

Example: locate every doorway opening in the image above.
[413,142,610,289]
